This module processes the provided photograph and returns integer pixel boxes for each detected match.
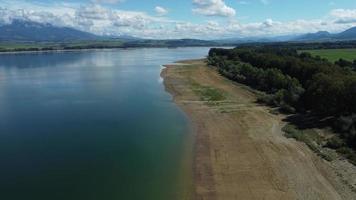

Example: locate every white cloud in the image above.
[92,0,125,4]
[330,9,356,18]
[192,0,236,17]
[155,6,168,16]
[330,9,356,24]
[263,18,273,27]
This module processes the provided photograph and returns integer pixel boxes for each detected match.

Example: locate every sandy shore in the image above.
[162,59,356,200]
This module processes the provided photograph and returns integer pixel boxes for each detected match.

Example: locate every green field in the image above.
[301,49,356,62]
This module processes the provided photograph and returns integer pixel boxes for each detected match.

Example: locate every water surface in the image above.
[0,47,211,200]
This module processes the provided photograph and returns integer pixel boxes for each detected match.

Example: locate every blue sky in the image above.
[1,0,356,39]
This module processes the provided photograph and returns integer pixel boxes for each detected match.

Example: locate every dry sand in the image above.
[162,60,356,200]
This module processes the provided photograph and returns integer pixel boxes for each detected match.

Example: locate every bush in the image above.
[335,115,356,148]
[257,91,297,114]
[336,147,356,165]
[326,136,345,149]
[257,93,276,106]
[279,103,296,114]
[283,124,303,140]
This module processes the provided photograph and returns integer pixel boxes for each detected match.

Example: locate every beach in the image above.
[162,59,356,200]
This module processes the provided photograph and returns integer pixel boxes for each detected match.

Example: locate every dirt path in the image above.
[162,60,356,200]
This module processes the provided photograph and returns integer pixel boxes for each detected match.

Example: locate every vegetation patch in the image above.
[282,124,334,161]
[300,49,356,62]
[191,82,226,102]
[336,147,356,165]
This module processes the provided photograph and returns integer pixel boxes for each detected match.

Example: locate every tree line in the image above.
[233,41,356,50]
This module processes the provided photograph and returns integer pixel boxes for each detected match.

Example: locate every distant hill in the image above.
[297,31,332,41]
[217,27,356,44]
[124,39,218,47]
[296,27,356,41]
[0,20,219,48]
[215,34,299,44]
[336,27,356,40]
[104,34,141,41]
[0,20,100,42]
[0,20,222,51]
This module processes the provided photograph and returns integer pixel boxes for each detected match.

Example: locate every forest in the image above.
[208,47,356,157]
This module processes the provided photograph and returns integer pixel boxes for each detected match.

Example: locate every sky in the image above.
[1,0,356,39]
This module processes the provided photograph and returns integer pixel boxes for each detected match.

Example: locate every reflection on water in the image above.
[0,47,211,200]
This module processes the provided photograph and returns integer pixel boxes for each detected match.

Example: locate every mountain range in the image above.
[1,19,356,44]
[0,20,100,42]
[220,27,356,44]
[296,27,356,41]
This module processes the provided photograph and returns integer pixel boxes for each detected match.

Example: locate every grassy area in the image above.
[300,49,356,62]
[283,124,356,165]
[191,82,226,102]
[282,124,335,161]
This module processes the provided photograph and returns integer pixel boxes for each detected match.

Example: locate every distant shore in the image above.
[0,48,114,55]
[162,59,356,200]
[0,46,232,55]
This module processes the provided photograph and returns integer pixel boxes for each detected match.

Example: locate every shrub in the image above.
[279,103,296,114]
[326,136,345,149]
[257,93,276,106]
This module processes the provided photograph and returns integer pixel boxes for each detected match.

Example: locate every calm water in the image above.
[0,47,211,200]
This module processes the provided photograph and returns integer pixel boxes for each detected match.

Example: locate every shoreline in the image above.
[162,60,217,199]
[162,59,356,199]
[161,63,196,200]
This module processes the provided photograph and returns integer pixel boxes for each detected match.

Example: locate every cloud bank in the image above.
[0,1,356,39]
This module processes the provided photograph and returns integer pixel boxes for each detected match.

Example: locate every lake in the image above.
[0,47,211,200]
